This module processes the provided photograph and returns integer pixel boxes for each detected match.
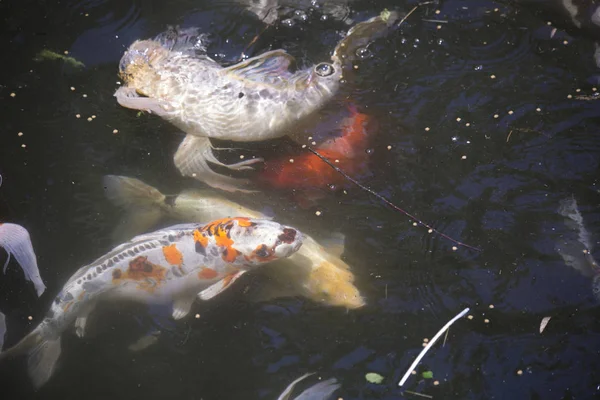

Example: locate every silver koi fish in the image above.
[0,217,302,388]
[103,175,366,309]
[114,10,398,192]
[0,223,46,297]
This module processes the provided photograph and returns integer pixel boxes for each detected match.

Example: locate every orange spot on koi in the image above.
[193,229,208,248]
[162,244,183,266]
[112,256,167,293]
[198,267,218,280]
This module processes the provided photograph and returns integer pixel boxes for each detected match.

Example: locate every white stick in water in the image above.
[398,307,470,387]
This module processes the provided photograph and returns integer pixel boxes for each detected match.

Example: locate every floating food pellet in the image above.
[413,222,418,226]
[64,50,69,55]
[301,144,307,148]
[195,314,200,319]
[465,123,470,127]
[567,94,572,99]
[452,246,458,251]
[87,117,92,122]
[508,110,514,115]
[289,159,294,163]
[468,315,473,320]
[546,21,552,25]
[456,117,461,122]
[18,132,23,137]
[484,319,490,324]
[422,342,427,347]
[21,144,26,148]
[489,304,495,309]
[461,155,467,160]
[82,94,88,98]
[490,74,496,79]
[75,114,81,118]
[423,338,429,343]
[493,114,499,118]
[428,229,433,233]
[576,88,581,93]
[353,65,359,70]
[315,211,322,216]
[494,8,499,12]
[70,87,75,91]
[435,9,440,14]
[517,370,523,375]
[536,108,541,112]
[10,92,16,97]
[593,87,598,92]
[28,316,33,320]
[91,115,96,119]
[411,371,417,375]
[425,127,430,131]
[192,173,197,177]
[563,40,568,45]
[437,25,442,30]
[387,145,392,150]
[335,159,339,163]
[239,155,245,159]
[433,381,440,386]
[311,141,316,145]
[112,129,118,134]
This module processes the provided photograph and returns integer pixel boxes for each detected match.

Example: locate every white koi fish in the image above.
[277,373,340,400]
[103,175,366,309]
[557,196,600,299]
[0,223,46,297]
[0,217,302,388]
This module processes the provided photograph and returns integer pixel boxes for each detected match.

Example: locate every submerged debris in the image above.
[34,50,85,68]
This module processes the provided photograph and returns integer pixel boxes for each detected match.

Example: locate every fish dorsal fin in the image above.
[224,50,296,84]
[197,270,247,300]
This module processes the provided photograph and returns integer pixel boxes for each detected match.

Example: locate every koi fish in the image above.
[277,373,340,400]
[114,10,398,192]
[103,175,365,309]
[257,105,374,205]
[557,196,600,300]
[0,217,302,388]
[0,223,46,297]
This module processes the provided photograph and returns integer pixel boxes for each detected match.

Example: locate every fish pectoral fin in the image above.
[173,135,257,193]
[114,86,171,117]
[197,270,247,301]
[276,373,314,400]
[172,297,195,320]
[224,49,296,82]
[74,316,88,338]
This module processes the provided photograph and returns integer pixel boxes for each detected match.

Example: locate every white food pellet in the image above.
[28,316,33,320]
[75,114,81,118]
[10,92,16,97]
[461,155,467,160]
[240,155,245,159]
[195,314,200,319]
[70,87,75,91]
[387,145,392,150]
[315,211,322,216]
[452,246,458,251]
[112,129,118,134]
[428,229,433,233]
[456,117,462,122]
[508,110,514,115]
[425,127,430,131]
[21,144,26,148]
[289,159,294,163]
[490,74,496,79]
[18,132,23,137]
[536,108,541,112]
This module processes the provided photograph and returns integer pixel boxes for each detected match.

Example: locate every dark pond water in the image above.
[1,0,600,398]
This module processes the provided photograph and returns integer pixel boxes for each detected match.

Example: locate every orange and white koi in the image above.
[103,175,366,309]
[0,223,46,297]
[0,218,302,388]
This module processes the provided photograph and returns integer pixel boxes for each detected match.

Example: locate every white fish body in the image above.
[277,373,340,400]
[0,223,46,296]
[0,217,303,388]
[103,175,365,309]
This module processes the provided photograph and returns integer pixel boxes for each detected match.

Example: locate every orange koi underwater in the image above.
[257,106,375,202]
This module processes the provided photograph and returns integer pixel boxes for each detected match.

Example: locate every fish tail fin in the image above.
[102,175,166,241]
[0,324,61,389]
[0,223,46,297]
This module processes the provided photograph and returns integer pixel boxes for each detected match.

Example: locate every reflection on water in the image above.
[1,0,600,398]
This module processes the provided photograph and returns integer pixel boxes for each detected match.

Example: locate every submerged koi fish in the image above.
[114,10,398,192]
[0,223,46,297]
[257,105,374,205]
[103,175,365,309]
[557,196,600,299]
[0,218,302,388]
[277,373,340,400]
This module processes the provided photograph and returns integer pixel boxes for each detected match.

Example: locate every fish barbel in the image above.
[103,175,366,309]
[114,10,398,192]
[0,217,302,388]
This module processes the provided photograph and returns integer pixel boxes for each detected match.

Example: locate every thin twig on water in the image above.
[422,19,449,23]
[404,390,434,399]
[442,328,449,347]
[398,307,470,386]
[307,148,481,251]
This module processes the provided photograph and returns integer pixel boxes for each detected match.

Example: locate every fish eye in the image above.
[315,63,334,77]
